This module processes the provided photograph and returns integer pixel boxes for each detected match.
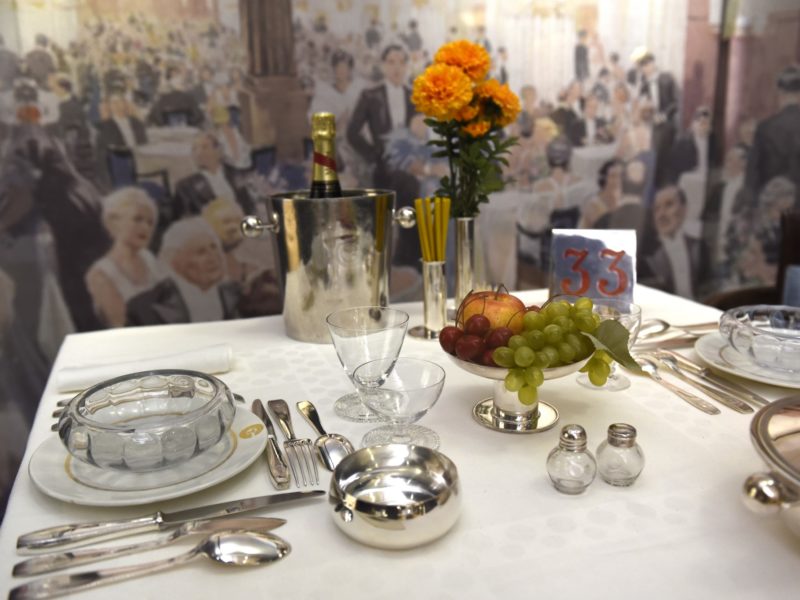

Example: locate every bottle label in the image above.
[313,151,337,176]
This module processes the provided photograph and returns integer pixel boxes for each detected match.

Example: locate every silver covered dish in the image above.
[743,394,800,537]
[329,444,461,549]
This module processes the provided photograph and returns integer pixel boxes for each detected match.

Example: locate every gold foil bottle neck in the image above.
[311,112,336,141]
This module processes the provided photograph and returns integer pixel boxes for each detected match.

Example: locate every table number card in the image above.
[549,229,637,302]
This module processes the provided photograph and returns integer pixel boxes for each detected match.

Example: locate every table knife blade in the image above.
[252,399,291,490]
[17,489,323,552]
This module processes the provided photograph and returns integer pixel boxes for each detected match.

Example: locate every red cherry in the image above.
[438,326,463,355]
[465,314,491,337]
[479,348,498,367]
[485,327,514,349]
[455,334,486,362]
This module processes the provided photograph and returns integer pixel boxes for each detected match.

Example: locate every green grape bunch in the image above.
[490,297,609,405]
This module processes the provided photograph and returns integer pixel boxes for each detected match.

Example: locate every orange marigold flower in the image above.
[412,63,473,121]
[475,79,521,127]
[454,102,479,122]
[434,40,491,82]
[462,119,491,138]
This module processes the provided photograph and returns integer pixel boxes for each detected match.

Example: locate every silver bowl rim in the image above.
[750,393,800,488]
[329,444,460,512]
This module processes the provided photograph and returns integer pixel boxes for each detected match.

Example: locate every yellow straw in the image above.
[434,197,443,261]
[441,197,450,260]
[415,198,432,261]
[424,197,433,261]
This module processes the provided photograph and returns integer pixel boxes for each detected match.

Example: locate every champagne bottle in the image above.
[308,112,343,198]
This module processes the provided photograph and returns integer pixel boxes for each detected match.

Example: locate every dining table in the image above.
[1,285,798,599]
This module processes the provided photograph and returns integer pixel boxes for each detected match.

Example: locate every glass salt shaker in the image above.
[546,424,596,494]
[596,423,645,486]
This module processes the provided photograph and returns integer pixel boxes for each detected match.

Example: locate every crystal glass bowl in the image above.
[719,305,800,374]
[56,370,236,472]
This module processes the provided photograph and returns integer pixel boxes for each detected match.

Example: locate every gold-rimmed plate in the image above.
[28,409,267,506]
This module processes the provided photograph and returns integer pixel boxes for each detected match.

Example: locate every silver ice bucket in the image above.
[242,189,396,343]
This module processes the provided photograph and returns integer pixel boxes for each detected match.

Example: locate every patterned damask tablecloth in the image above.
[1,286,798,599]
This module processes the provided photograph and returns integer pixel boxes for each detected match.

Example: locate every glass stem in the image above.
[390,423,413,444]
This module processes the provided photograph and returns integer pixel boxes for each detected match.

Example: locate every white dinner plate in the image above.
[694,333,800,389]
[29,409,267,506]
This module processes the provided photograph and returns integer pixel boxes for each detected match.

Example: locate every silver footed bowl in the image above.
[719,305,800,374]
[446,354,588,381]
[56,369,236,472]
[329,444,461,549]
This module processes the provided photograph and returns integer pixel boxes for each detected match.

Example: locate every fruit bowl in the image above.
[446,354,588,381]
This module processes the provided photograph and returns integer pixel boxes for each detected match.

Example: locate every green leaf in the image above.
[584,321,642,372]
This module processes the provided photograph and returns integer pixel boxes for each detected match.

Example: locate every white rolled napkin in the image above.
[55,344,234,393]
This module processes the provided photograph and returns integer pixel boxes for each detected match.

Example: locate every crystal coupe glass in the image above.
[576,298,642,392]
[354,357,446,449]
[326,306,410,422]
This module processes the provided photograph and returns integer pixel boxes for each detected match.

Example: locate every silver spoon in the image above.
[10,530,290,600]
[635,356,720,415]
[638,318,717,340]
[296,400,355,471]
[13,516,286,577]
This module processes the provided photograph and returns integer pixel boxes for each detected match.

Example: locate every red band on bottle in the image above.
[313,152,337,171]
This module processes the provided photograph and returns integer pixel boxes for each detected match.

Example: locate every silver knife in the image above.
[657,355,754,414]
[13,516,286,576]
[252,399,291,490]
[657,349,769,407]
[17,489,323,552]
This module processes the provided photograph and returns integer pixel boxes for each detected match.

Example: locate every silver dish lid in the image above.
[744,394,800,517]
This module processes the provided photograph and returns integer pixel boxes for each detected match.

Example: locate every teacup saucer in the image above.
[29,408,267,506]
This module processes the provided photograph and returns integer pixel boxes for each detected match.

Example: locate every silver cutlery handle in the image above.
[265,435,291,490]
[10,548,200,599]
[14,533,172,577]
[667,367,753,414]
[653,377,720,415]
[17,513,161,553]
[268,399,295,440]
[296,401,327,436]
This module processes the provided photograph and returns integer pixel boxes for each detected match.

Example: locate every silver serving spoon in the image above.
[13,516,286,576]
[296,400,355,471]
[10,531,290,600]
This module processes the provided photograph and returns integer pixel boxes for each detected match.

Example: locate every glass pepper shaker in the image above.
[546,424,597,494]
[596,423,645,486]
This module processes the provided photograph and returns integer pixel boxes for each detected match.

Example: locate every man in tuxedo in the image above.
[637,53,680,187]
[746,65,800,201]
[346,44,421,270]
[174,131,255,219]
[147,65,203,127]
[24,34,56,90]
[96,92,147,150]
[127,217,239,325]
[668,106,711,182]
[640,185,709,298]
[569,93,613,147]
[551,81,582,141]
[702,144,748,268]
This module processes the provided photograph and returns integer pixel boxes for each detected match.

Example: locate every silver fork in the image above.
[267,399,319,487]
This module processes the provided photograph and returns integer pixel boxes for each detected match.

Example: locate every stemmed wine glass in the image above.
[576,298,642,392]
[326,306,410,422]
[353,357,446,449]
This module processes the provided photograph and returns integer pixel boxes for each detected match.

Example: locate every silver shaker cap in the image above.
[559,424,588,451]
[608,423,637,448]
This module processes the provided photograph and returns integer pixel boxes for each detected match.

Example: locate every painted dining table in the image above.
[1,285,798,599]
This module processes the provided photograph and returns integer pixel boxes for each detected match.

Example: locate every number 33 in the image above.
[560,248,628,296]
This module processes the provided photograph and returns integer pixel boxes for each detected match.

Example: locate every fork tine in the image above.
[304,442,319,485]
[283,444,301,487]
[291,443,309,486]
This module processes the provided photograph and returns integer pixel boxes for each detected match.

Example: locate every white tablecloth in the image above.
[1,286,798,599]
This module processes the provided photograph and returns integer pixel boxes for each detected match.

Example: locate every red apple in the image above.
[457,290,526,333]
